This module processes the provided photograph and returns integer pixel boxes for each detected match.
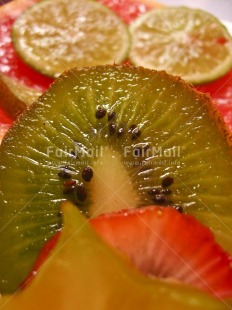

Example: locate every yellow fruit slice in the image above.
[0,124,10,144]
[0,73,41,119]
[12,0,130,77]
[129,7,232,84]
[0,202,227,310]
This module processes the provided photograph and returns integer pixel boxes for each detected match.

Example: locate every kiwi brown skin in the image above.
[0,64,232,293]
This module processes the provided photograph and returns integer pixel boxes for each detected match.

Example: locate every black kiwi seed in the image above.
[131,128,141,140]
[117,127,124,138]
[162,177,174,188]
[160,188,172,196]
[109,123,116,135]
[58,170,71,179]
[153,194,168,204]
[128,124,137,132]
[108,111,116,122]
[148,188,161,196]
[82,166,93,182]
[63,186,76,195]
[96,107,107,119]
[76,184,87,202]
[173,204,183,213]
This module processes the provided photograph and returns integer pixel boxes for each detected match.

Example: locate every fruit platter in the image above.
[0,0,232,309]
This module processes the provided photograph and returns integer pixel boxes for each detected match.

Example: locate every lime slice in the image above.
[0,73,41,119]
[0,124,10,144]
[12,0,130,77]
[129,7,232,84]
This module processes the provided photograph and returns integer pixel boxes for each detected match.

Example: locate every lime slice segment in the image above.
[129,7,232,84]
[0,73,41,119]
[12,0,130,77]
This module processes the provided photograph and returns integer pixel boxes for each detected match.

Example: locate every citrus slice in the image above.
[0,73,41,119]
[0,124,10,143]
[12,0,130,77]
[129,6,232,84]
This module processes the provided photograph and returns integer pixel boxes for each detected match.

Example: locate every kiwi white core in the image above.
[90,149,139,217]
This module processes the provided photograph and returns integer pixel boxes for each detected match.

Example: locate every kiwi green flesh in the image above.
[0,65,232,293]
[0,202,226,310]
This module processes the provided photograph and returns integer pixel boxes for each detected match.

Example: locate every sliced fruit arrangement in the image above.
[0,0,153,91]
[129,7,232,84]
[12,0,130,77]
[0,65,232,293]
[0,202,229,309]
[25,205,232,299]
[0,73,41,119]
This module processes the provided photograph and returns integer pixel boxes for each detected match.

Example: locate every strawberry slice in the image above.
[22,206,232,299]
[91,207,232,298]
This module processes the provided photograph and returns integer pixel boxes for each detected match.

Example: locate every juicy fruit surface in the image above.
[0,202,228,310]
[0,73,41,119]
[92,207,232,298]
[28,206,232,298]
[0,65,232,293]
[0,0,152,90]
[129,7,232,84]
[12,0,130,77]
[0,0,52,91]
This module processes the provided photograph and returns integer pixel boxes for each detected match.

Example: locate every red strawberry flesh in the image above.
[91,207,232,298]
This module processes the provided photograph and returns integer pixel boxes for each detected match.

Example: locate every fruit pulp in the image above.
[0,65,232,293]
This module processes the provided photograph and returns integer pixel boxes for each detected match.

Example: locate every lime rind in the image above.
[12,0,131,77]
[129,6,232,84]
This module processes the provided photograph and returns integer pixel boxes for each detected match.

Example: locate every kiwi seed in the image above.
[109,123,117,135]
[82,166,93,182]
[63,186,76,195]
[108,111,116,121]
[162,177,174,188]
[128,124,137,132]
[117,127,124,138]
[96,107,107,119]
[76,184,87,202]
[58,170,72,179]
[131,128,141,140]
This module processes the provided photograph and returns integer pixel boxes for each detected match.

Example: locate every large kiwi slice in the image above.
[0,65,232,293]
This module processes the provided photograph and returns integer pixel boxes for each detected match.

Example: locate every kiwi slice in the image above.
[0,65,232,293]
